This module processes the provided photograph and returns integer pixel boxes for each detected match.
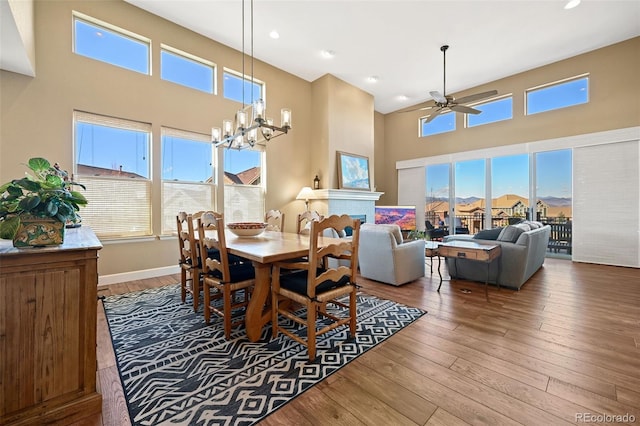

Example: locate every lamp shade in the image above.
[296,186,315,201]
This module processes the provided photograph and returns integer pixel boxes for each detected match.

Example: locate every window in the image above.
[161,45,215,93]
[74,111,152,238]
[492,154,529,226]
[161,128,216,234]
[536,149,573,222]
[526,75,589,115]
[223,69,264,104]
[223,147,264,222]
[467,96,513,127]
[425,163,450,228]
[73,12,150,75]
[420,112,455,137]
[454,159,484,234]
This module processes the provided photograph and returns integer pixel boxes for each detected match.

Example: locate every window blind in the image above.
[573,140,639,267]
[224,185,264,223]
[77,176,152,238]
[162,182,216,234]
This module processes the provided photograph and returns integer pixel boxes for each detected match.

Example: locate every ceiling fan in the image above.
[405,45,498,123]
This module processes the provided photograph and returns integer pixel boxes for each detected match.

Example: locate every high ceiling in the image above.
[124,0,639,114]
[3,1,639,114]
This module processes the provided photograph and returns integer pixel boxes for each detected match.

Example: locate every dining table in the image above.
[222,229,343,342]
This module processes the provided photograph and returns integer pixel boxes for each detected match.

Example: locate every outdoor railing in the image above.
[425,213,572,254]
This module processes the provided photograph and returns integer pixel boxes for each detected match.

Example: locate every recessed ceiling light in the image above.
[564,0,580,9]
[397,95,408,101]
[269,30,280,39]
[367,75,379,83]
[321,50,335,59]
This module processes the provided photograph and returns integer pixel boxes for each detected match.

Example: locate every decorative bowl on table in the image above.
[227,222,267,237]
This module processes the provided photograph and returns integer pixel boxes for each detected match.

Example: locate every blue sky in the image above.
[427,149,572,200]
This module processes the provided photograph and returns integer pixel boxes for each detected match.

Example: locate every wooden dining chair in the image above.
[197,211,255,339]
[271,214,360,361]
[265,209,285,232]
[296,210,323,234]
[177,211,201,311]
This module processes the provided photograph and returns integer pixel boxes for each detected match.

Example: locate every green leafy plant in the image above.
[406,229,430,241]
[0,157,88,239]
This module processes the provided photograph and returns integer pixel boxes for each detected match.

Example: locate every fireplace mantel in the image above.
[304,189,384,224]
[305,189,384,201]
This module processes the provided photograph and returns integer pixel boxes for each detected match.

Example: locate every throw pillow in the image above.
[473,227,504,240]
[514,222,531,232]
[497,225,526,243]
[522,220,542,229]
[388,225,403,244]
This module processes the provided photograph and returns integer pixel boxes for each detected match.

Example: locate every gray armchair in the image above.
[358,223,425,286]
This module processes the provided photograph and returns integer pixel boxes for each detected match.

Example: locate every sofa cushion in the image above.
[522,220,543,229]
[497,225,526,243]
[473,227,503,240]
[362,223,403,244]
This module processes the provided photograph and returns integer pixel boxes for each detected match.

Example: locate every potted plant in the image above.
[0,157,88,247]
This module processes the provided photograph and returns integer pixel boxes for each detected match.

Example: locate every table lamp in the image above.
[296,186,315,211]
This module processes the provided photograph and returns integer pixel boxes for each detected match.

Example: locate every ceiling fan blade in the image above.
[398,104,437,113]
[423,108,443,123]
[430,90,447,104]
[454,90,498,105]
[450,104,481,115]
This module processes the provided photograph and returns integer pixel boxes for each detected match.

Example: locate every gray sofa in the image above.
[358,223,425,286]
[443,223,551,290]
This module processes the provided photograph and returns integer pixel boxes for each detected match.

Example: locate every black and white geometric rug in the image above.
[101,284,426,425]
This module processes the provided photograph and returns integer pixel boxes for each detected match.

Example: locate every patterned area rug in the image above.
[102,284,426,425]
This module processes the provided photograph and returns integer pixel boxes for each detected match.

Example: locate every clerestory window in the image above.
[161,45,216,94]
[73,12,150,75]
[526,75,589,115]
[467,96,513,127]
[420,112,456,137]
[223,69,264,104]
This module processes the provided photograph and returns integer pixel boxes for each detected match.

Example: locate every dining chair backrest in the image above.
[265,209,285,232]
[197,210,255,337]
[176,211,204,310]
[197,211,230,280]
[296,210,323,234]
[176,211,193,268]
[307,214,360,298]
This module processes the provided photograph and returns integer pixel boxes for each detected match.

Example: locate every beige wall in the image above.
[380,37,640,204]
[310,74,375,191]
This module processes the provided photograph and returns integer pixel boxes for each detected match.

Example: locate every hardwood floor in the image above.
[88,258,639,425]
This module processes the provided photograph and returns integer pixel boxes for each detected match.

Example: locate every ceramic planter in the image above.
[12,215,65,247]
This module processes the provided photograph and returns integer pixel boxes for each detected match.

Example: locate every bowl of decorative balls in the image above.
[226,222,268,237]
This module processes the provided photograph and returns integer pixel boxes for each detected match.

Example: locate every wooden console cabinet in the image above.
[0,227,102,425]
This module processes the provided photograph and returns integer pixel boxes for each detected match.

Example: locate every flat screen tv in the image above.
[374,205,416,231]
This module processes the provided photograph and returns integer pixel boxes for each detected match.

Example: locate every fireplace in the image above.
[304,189,383,225]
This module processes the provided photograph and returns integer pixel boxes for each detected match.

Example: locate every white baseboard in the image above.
[98,265,180,287]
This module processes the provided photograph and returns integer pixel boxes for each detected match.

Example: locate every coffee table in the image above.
[437,240,501,300]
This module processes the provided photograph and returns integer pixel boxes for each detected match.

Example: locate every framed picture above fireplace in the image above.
[337,151,371,191]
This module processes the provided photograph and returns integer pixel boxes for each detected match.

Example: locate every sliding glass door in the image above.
[425,163,450,230]
[491,154,529,228]
[536,149,573,256]
[454,159,485,235]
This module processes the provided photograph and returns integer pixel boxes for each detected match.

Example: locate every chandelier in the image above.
[211,0,291,150]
